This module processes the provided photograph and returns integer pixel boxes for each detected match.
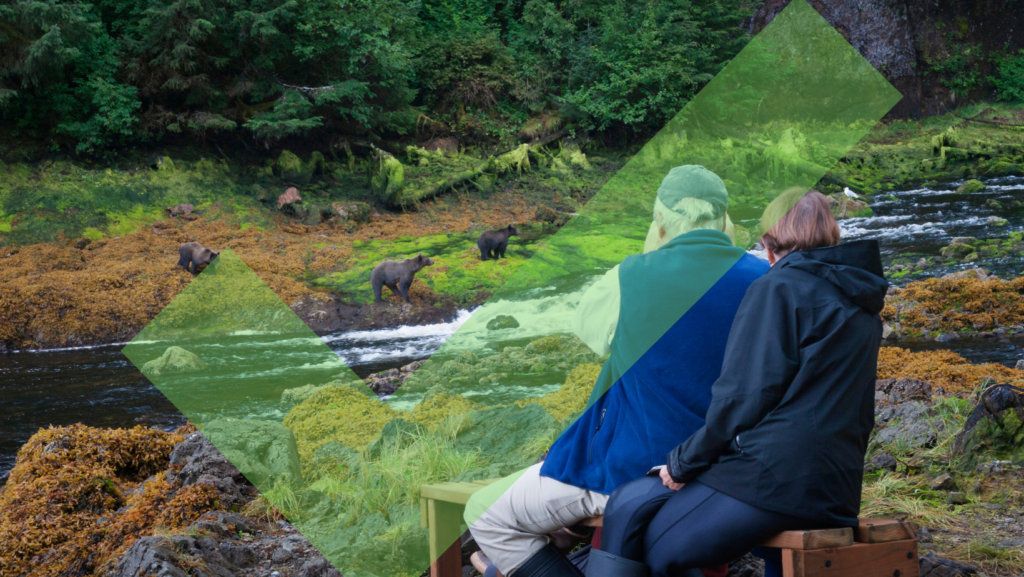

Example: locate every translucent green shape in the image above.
[123,2,903,576]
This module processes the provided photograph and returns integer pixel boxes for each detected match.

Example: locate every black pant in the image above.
[600,477,827,576]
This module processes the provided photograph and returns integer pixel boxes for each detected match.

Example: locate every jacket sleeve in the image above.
[572,265,621,356]
[667,277,801,482]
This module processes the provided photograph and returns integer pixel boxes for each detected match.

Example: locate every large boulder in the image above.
[952,385,1024,471]
[201,419,303,490]
[141,346,207,376]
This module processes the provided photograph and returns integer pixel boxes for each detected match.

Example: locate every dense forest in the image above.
[2,0,1024,158]
[0,0,765,156]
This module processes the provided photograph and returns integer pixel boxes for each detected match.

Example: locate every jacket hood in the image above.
[779,240,889,314]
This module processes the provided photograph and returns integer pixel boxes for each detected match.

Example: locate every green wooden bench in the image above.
[420,481,919,577]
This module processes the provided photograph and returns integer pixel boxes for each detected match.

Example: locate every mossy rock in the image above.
[276,150,324,185]
[941,243,976,257]
[953,386,1024,471]
[141,346,207,376]
[956,179,986,194]
[486,315,521,330]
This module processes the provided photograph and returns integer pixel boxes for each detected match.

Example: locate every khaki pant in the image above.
[465,464,609,575]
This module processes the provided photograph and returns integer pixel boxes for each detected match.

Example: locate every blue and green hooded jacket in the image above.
[540,229,769,495]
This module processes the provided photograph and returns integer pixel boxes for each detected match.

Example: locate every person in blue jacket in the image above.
[464,165,770,577]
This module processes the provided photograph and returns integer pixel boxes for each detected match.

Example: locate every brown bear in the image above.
[371,253,434,303]
[178,242,220,275]
[477,225,520,261]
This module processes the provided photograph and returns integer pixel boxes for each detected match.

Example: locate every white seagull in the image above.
[843,187,859,199]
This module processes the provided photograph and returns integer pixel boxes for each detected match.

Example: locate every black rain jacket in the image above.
[667,240,888,527]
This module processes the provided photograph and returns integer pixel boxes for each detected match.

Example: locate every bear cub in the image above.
[178,242,220,275]
[477,225,520,261]
[371,253,435,303]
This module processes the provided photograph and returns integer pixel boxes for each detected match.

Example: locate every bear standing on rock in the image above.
[477,225,520,261]
[371,253,434,303]
[178,242,220,275]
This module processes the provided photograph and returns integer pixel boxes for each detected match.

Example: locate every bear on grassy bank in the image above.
[371,254,434,303]
[477,225,520,261]
[178,242,220,274]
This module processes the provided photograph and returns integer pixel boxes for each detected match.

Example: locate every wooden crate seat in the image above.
[419,481,920,577]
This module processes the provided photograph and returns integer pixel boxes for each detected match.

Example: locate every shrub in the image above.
[991,50,1024,103]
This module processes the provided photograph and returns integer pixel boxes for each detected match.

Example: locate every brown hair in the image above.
[760,188,841,257]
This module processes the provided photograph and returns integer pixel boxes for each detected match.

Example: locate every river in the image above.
[3,175,1024,483]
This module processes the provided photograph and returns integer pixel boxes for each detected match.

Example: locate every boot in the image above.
[584,549,649,577]
[513,543,584,577]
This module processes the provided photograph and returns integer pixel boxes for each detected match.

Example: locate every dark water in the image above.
[0,320,473,484]
[5,176,1024,482]
[0,346,182,484]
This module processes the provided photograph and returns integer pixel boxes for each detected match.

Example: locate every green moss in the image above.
[82,227,105,240]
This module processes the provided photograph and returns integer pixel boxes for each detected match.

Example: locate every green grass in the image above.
[860,472,955,528]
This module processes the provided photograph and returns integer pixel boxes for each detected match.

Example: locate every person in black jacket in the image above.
[586,189,889,577]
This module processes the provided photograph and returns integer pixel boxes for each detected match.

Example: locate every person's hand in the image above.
[659,465,684,491]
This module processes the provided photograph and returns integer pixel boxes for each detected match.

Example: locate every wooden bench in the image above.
[420,481,919,577]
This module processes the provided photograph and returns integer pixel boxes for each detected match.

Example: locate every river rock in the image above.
[486,315,521,330]
[110,536,190,577]
[988,216,1008,226]
[202,419,303,491]
[876,378,940,405]
[187,511,257,539]
[935,332,959,343]
[141,346,207,376]
[299,556,343,577]
[918,552,977,576]
[930,473,958,491]
[952,385,1024,471]
[955,179,986,194]
[826,194,871,219]
[940,241,976,257]
[869,452,898,473]
[941,268,989,281]
[168,431,247,505]
[876,401,944,448]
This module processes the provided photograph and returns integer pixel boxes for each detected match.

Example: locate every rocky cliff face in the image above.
[748,0,1024,119]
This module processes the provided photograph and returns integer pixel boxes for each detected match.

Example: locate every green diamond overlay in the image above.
[123,2,902,576]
